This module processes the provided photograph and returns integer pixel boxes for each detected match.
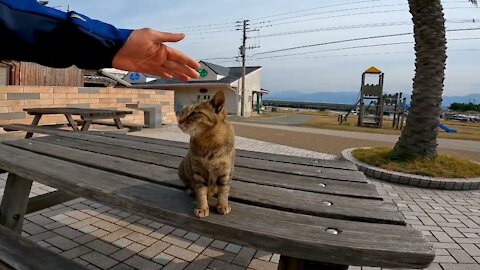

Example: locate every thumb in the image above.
[153,32,185,43]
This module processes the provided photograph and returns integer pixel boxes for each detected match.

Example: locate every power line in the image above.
[160,0,471,32]
[184,29,237,36]
[212,47,480,64]
[257,22,411,38]
[252,27,480,57]
[254,3,406,25]
[249,0,468,22]
[201,29,480,62]
[249,0,381,21]
[163,21,237,32]
[249,37,480,60]
[256,19,478,39]
[247,48,480,62]
[254,6,477,29]
[189,18,478,42]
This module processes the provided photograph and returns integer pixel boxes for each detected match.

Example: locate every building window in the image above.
[197,95,211,102]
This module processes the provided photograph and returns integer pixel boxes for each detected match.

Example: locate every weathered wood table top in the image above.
[0,132,434,269]
[23,108,132,118]
[17,108,133,135]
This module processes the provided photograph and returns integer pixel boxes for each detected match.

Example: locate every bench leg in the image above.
[278,256,348,270]
[25,114,42,138]
[81,120,92,131]
[0,174,32,234]
[114,118,124,129]
[65,114,79,131]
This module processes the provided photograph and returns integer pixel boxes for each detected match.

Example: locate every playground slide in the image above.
[405,104,457,133]
[439,123,457,133]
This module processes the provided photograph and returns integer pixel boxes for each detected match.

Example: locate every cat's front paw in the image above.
[194,208,209,218]
[216,204,231,215]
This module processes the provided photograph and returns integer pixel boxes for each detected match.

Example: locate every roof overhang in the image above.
[134,83,235,91]
[99,69,131,87]
[254,89,270,94]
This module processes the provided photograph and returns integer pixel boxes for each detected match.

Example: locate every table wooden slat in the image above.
[4,139,403,224]
[24,108,132,116]
[40,132,367,182]
[91,132,358,170]
[0,144,434,268]
[35,136,382,199]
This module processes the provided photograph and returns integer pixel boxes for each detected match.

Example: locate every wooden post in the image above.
[25,114,42,138]
[65,114,79,131]
[358,73,365,126]
[278,256,348,270]
[114,118,124,129]
[81,120,92,131]
[400,97,407,130]
[0,174,32,234]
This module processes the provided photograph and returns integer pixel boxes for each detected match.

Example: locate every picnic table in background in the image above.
[5,108,133,138]
[0,131,434,270]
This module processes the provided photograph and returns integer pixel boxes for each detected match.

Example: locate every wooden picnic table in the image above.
[21,108,132,137]
[0,131,434,270]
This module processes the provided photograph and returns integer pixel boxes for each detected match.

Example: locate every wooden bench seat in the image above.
[0,225,86,270]
[2,124,129,136]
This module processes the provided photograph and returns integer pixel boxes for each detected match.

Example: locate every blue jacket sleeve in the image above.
[0,0,133,69]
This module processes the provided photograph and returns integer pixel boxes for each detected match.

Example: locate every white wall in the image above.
[174,88,237,115]
[231,69,262,117]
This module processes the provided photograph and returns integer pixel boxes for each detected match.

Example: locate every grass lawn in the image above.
[352,147,480,178]
[269,110,480,141]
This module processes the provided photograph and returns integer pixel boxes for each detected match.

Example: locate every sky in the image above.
[47,0,480,96]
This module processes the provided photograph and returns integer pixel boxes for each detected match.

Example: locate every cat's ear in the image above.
[210,91,225,113]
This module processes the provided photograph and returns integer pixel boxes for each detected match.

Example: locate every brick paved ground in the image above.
[1,126,479,269]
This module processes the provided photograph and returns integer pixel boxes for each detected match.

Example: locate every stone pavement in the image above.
[1,126,479,270]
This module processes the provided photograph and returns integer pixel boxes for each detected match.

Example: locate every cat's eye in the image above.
[188,111,198,117]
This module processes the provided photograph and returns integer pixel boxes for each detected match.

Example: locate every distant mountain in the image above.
[266,91,479,107]
[442,94,480,107]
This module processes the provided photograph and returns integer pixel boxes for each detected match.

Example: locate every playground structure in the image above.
[339,67,407,129]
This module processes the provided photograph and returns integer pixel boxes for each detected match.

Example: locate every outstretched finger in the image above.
[164,60,199,79]
[149,67,174,79]
[151,31,186,43]
[166,46,201,70]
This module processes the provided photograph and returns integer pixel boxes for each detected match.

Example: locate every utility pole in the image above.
[240,20,248,117]
[236,19,259,117]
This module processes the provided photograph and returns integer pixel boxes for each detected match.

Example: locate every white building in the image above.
[124,61,266,117]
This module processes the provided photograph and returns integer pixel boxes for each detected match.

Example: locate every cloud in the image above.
[48,0,479,96]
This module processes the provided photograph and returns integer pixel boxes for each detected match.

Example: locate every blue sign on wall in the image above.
[129,73,140,81]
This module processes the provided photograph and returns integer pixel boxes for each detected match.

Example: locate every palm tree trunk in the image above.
[392,0,446,159]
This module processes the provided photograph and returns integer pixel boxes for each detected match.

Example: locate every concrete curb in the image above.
[341,147,480,190]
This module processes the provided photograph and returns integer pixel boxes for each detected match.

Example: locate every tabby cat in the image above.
[177,91,235,218]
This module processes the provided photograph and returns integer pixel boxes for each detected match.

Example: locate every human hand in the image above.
[112,28,201,81]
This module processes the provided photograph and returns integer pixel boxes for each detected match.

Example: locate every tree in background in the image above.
[392,0,477,159]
